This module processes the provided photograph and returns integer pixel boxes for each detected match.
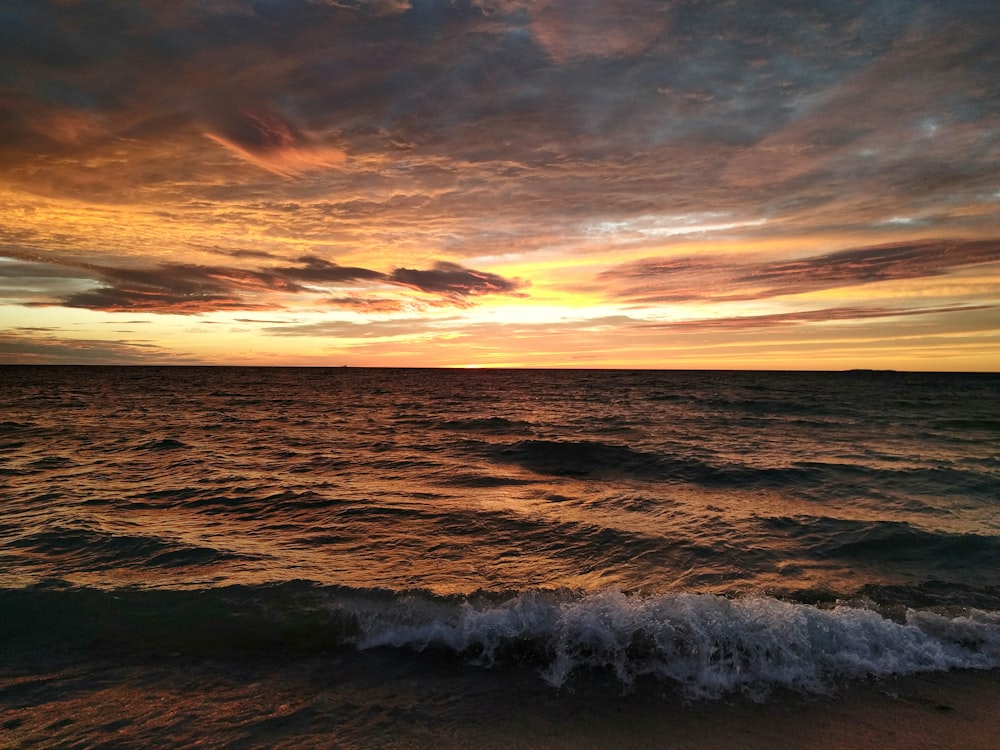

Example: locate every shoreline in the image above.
[3,650,998,748]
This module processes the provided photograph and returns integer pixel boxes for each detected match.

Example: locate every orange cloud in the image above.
[529,0,667,63]
[33,105,105,145]
[204,106,345,176]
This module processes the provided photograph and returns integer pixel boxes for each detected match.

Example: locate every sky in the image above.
[2,0,999,370]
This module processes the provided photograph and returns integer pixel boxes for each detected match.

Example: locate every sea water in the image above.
[1,366,998,745]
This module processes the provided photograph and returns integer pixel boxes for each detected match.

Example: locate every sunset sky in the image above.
[2,0,999,369]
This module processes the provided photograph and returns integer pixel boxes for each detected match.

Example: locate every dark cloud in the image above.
[10,253,524,314]
[202,103,346,175]
[744,241,1000,289]
[54,287,271,315]
[27,260,305,312]
[206,106,302,155]
[389,261,527,299]
[273,256,386,284]
[602,239,1000,304]
[85,262,303,295]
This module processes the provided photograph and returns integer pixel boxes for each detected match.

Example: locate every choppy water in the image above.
[2,366,999,745]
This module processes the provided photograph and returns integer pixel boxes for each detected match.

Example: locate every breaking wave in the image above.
[6,583,999,700]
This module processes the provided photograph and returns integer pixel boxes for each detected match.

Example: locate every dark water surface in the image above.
[2,366,999,745]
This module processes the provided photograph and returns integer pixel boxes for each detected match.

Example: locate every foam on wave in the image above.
[5,584,999,700]
[355,589,1000,697]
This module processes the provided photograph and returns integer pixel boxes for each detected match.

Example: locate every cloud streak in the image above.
[635,304,997,332]
[0,331,197,365]
[11,253,525,314]
[602,239,1000,304]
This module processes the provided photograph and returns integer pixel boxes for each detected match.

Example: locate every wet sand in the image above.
[470,668,1000,750]
[2,647,998,749]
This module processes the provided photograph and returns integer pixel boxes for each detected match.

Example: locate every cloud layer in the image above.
[1,0,999,367]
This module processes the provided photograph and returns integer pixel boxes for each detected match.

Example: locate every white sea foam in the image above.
[356,590,1000,697]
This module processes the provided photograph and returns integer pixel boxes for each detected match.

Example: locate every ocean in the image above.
[2,366,999,748]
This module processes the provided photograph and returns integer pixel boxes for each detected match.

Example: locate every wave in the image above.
[360,589,1000,698]
[930,418,1000,432]
[5,583,999,699]
[762,516,1000,571]
[437,417,535,434]
[135,437,191,451]
[8,527,257,570]
[26,455,79,470]
[0,420,38,431]
[487,439,998,499]
[492,439,677,478]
